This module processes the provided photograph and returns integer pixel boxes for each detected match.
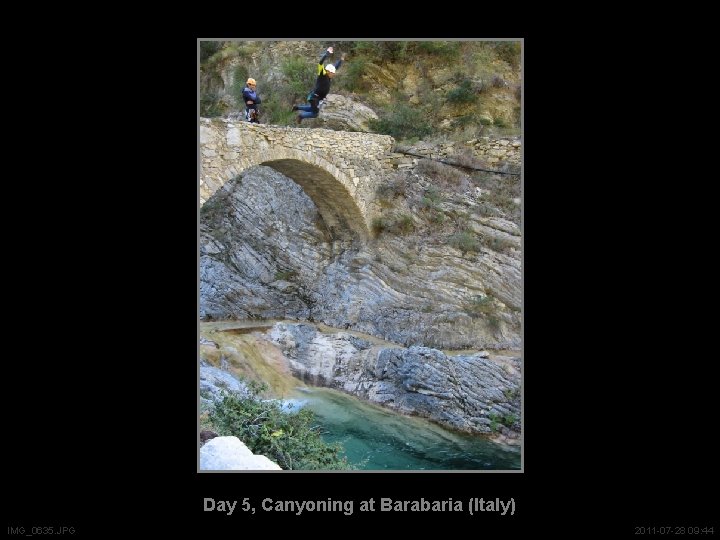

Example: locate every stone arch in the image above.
[210,146,370,241]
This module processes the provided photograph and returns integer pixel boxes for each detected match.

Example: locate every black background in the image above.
[5,30,716,536]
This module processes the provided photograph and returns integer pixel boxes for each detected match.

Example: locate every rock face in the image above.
[200,436,281,470]
[268,323,520,440]
[200,165,521,350]
[200,363,248,407]
[302,94,379,132]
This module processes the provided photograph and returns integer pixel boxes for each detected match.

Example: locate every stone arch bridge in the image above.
[200,118,404,241]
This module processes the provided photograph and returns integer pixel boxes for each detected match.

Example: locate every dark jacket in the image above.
[310,50,342,101]
[242,86,261,110]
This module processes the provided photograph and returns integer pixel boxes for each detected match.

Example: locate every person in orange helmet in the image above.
[242,77,261,123]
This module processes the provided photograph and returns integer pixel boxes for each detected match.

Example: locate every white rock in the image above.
[200,436,281,470]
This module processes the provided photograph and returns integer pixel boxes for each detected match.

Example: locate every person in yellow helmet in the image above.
[292,47,345,124]
[242,78,261,123]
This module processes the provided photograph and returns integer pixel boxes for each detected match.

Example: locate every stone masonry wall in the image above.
[200,118,395,238]
[200,118,521,238]
[384,136,521,170]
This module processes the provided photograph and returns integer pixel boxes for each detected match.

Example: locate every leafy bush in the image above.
[493,42,521,69]
[372,214,415,236]
[446,79,477,104]
[393,214,415,235]
[371,217,388,236]
[209,382,353,470]
[354,41,409,62]
[200,41,222,64]
[493,116,509,128]
[201,42,245,70]
[449,231,480,255]
[420,185,442,212]
[260,94,295,126]
[428,211,445,224]
[200,92,224,117]
[282,56,315,98]
[414,41,461,58]
[488,412,518,432]
[451,114,477,128]
[337,57,370,93]
[230,65,250,108]
[368,104,432,141]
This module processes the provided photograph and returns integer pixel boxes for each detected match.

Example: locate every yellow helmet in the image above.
[246,78,256,85]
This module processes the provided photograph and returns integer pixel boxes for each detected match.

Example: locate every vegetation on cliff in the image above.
[207,382,353,470]
[200,40,520,141]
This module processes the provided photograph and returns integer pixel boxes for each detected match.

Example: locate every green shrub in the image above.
[210,382,353,470]
[368,104,432,141]
[393,214,415,235]
[414,41,461,58]
[421,185,442,210]
[282,56,315,98]
[493,42,521,69]
[337,57,370,93]
[371,217,389,236]
[260,94,295,126]
[200,41,222,64]
[200,92,224,117]
[202,42,244,70]
[230,65,250,108]
[446,79,477,104]
[488,412,518,431]
[493,116,509,128]
[353,41,381,58]
[451,114,477,128]
[449,231,480,255]
[354,41,409,62]
[428,211,445,224]
[372,214,415,236]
